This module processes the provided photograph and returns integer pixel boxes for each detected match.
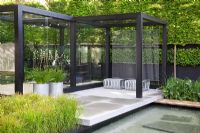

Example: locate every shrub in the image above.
[26,68,69,83]
[0,94,79,133]
[31,69,52,84]
[48,68,66,83]
[162,78,200,102]
[167,48,200,66]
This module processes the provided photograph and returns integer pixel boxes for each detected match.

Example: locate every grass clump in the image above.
[162,78,200,102]
[0,94,79,133]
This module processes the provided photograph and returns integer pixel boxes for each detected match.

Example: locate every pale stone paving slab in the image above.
[71,87,163,126]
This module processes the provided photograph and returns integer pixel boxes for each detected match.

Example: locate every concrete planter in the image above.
[49,82,63,96]
[33,83,49,96]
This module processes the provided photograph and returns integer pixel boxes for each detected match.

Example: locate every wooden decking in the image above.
[155,99,200,108]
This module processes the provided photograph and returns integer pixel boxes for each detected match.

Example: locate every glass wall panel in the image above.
[111,27,136,79]
[23,13,70,93]
[76,24,105,86]
[0,12,15,95]
[142,26,162,89]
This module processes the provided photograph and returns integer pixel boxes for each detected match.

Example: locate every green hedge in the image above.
[167,48,200,66]
[2,0,199,44]
[111,48,200,66]
[162,78,200,102]
[1,0,200,66]
[111,48,160,64]
[0,94,79,133]
[49,0,200,45]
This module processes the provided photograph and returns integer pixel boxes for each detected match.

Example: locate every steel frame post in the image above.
[162,24,167,84]
[105,27,112,78]
[59,28,65,57]
[70,21,77,87]
[14,6,24,94]
[136,14,143,98]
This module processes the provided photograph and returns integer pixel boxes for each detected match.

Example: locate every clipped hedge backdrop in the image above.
[1,0,200,66]
[1,0,199,44]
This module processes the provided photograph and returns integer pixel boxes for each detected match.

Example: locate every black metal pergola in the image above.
[0,5,167,98]
[73,13,167,98]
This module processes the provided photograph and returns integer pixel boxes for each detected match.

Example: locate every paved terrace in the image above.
[71,87,163,126]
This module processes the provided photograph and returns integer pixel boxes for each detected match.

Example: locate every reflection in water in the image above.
[93,105,200,133]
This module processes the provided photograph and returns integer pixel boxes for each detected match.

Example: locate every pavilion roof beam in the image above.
[104,21,163,28]
[74,13,138,21]
[142,13,167,25]
[75,20,103,28]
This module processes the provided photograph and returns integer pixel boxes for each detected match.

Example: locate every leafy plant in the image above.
[162,78,200,102]
[0,94,79,133]
[31,69,51,84]
[167,48,200,66]
[48,68,66,82]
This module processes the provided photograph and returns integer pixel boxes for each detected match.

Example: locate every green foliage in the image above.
[25,68,69,83]
[0,21,14,43]
[162,78,200,102]
[0,0,46,9]
[24,67,34,82]
[48,68,66,82]
[111,48,160,64]
[112,47,200,66]
[111,49,135,63]
[0,94,79,133]
[31,69,51,84]
[24,25,61,46]
[49,0,200,45]
[167,48,200,66]
[1,1,200,44]
[1,1,200,66]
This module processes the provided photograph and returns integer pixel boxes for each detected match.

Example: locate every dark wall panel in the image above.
[112,63,160,80]
[167,65,200,80]
[112,63,200,80]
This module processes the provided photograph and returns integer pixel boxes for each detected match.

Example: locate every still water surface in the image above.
[92,105,200,133]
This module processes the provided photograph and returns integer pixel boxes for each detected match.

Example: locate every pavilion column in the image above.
[105,27,112,78]
[136,14,143,98]
[59,28,64,57]
[70,21,77,87]
[162,24,167,84]
[14,6,24,94]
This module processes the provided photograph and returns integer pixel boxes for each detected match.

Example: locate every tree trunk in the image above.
[174,44,176,78]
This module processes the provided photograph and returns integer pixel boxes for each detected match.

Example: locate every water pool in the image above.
[92,105,200,133]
